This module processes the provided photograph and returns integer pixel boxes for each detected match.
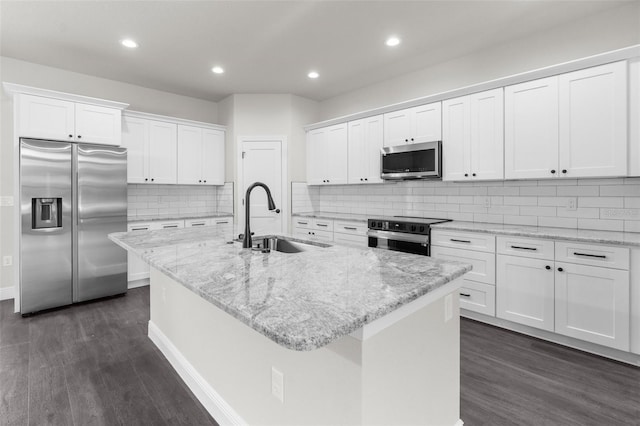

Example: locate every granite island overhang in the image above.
[109,226,472,425]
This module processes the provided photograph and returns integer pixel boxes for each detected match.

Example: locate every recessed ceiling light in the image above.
[308,71,319,79]
[121,39,138,49]
[211,66,224,74]
[385,36,401,47]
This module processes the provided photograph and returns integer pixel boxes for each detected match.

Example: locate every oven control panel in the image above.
[368,219,429,235]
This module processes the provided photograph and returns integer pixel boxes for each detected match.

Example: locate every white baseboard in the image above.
[0,286,14,301]
[455,419,464,426]
[147,321,246,426]
[127,279,149,289]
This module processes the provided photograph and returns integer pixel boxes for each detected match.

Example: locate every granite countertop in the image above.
[109,227,471,351]
[292,212,369,223]
[432,221,640,248]
[128,213,233,224]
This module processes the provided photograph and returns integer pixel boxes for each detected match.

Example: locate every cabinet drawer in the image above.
[128,222,152,232]
[296,228,333,242]
[293,217,312,229]
[497,236,554,260]
[459,281,496,317]
[431,230,495,253]
[555,241,629,270]
[431,246,496,285]
[312,219,334,232]
[333,232,367,248]
[211,218,232,227]
[153,220,185,230]
[185,218,211,227]
[334,221,366,236]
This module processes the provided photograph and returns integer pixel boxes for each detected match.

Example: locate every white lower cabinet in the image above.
[555,263,630,351]
[127,220,185,283]
[458,281,496,317]
[333,221,368,248]
[496,254,555,332]
[292,217,368,247]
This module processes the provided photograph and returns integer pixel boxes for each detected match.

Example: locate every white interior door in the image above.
[240,138,283,237]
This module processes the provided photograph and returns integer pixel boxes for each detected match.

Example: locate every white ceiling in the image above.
[0,1,630,103]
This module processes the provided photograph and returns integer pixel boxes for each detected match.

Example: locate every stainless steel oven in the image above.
[367,217,451,256]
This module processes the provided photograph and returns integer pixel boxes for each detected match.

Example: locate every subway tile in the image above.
[459,186,488,196]
[538,179,577,186]
[519,186,557,196]
[556,207,599,219]
[460,205,488,214]
[578,197,623,208]
[412,187,435,196]
[577,219,624,232]
[503,196,537,206]
[577,178,625,186]
[522,206,557,217]
[447,196,474,204]
[488,205,520,216]
[624,221,640,232]
[448,212,474,221]
[556,186,599,196]
[434,187,460,196]
[538,196,572,207]
[600,184,640,196]
[435,204,460,212]
[504,215,538,226]
[538,216,577,229]
[625,197,640,208]
[473,213,503,224]
[504,180,536,187]
[488,186,519,196]
[600,208,640,221]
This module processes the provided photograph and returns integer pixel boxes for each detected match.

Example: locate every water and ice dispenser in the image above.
[32,198,63,229]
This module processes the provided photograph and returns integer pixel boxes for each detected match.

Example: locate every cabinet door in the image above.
[18,94,75,141]
[177,125,203,184]
[504,76,559,179]
[202,129,225,185]
[442,96,470,181]
[558,61,627,178]
[121,117,149,183]
[412,102,442,144]
[348,115,383,184]
[555,263,629,351]
[306,128,325,185]
[497,255,555,331]
[148,121,177,184]
[383,109,412,147]
[75,103,122,146]
[325,124,348,185]
[470,88,504,180]
[127,223,152,282]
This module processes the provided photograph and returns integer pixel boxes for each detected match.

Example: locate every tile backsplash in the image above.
[291,178,640,233]
[128,182,234,220]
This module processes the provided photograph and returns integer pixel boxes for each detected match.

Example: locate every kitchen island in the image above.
[109,226,471,426]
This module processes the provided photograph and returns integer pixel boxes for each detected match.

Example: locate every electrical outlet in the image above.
[0,196,13,207]
[567,197,577,211]
[2,256,12,267]
[444,294,453,322]
[484,197,491,208]
[271,367,284,403]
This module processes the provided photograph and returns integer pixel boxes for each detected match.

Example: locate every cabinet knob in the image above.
[545,265,551,270]
[410,138,414,142]
[464,173,468,177]
[551,170,556,174]
[558,267,564,272]
[199,180,202,183]
[405,139,409,142]
[204,180,207,183]
[360,178,363,181]
[77,135,82,139]
[151,178,154,182]
[68,134,73,138]
[562,169,567,174]
[144,178,148,182]
[472,173,476,177]
[364,178,368,181]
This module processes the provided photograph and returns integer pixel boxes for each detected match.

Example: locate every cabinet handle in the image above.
[450,238,471,243]
[131,227,148,231]
[459,293,471,297]
[551,170,556,174]
[317,223,328,227]
[216,221,229,224]
[297,221,308,225]
[545,265,551,270]
[558,267,564,272]
[573,252,606,259]
[511,245,537,251]
[344,226,357,231]
[163,225,178,228]
[364,178,368,181]
[192,223,205,226]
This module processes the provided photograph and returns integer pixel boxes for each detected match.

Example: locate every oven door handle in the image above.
[367,229,429,244]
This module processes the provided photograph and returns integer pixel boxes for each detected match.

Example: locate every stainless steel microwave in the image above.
[380,141,442,180]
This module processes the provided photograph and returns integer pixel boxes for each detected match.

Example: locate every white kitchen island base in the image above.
[148,267,463,426]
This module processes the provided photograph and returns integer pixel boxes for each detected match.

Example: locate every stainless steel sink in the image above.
[242,236,330,253]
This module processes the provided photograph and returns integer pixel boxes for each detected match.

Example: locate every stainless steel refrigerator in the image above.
[20,139,127,314]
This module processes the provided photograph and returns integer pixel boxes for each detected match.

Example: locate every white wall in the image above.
[318,2,640,120]
[0,56,220,291]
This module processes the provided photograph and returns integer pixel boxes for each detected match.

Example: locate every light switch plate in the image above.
[566,198,577,211]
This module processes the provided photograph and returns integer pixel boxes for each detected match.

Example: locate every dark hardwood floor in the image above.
[0,287,217,426]
[1,287,638,425]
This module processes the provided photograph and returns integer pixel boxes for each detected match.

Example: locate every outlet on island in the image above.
[271,367,284,403]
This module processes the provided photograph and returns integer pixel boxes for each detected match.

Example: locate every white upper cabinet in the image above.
[306,123,348,185]
[177,125,225,185]
[443,88,503,181]
[122,116,177,184]
[505,61,627,179]
[18,94,123,146]
[558,61,627,178]
[383,102,441,147]
[348,115,383,184]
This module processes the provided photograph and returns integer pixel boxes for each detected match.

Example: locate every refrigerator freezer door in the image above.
[20,139,73,313]
[76,144,127,301]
